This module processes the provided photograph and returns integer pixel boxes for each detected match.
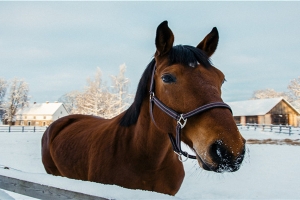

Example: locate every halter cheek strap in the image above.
[149,66,232,161]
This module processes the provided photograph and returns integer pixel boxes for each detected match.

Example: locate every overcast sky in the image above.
[1,1,300,103]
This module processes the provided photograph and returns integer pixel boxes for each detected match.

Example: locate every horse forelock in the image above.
[119,45,212,127]
[168,45,212,68]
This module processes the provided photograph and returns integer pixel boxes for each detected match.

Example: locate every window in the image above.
[28,121,31,126]
[43,122,46,126]
[234,116,241,124]
[246,116,258,124]
[272,114,289,125]
[33,116,36,119]
[43,116,46,119]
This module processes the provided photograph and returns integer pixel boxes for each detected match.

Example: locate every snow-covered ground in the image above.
[0,127,300,199]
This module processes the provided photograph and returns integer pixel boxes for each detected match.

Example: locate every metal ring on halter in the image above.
[174,151,189,162]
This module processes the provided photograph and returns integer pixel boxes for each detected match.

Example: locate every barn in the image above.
[227,98,300,127]
[15,102,69,126]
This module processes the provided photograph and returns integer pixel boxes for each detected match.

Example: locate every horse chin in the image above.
[195,154,214,172]
[192,148,214,172]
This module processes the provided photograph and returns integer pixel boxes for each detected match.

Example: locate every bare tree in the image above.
[0,78,7,105]
[288,76,300,111]
[3,79,30,125]
[0,78,8,123]
[62,65,133,118]
[58,90,80,114]
[108,64,133,118]
[288,76,300,96]
[251,89,290,101]
[72,68,113,118]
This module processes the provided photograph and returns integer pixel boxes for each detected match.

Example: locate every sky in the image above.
[1,1,300,103]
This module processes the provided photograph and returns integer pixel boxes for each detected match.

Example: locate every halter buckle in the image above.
[177,114,187,128]
[149,92,154,100]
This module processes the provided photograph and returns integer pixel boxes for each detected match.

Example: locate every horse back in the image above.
[41,114,107,177]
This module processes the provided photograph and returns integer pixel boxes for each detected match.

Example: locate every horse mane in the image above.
[119,45,211,127]
[119,59,155,126]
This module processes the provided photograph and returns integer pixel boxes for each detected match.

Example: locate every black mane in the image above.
[119,59,155,126]
[169,45,211,67]
[119,45,211,127]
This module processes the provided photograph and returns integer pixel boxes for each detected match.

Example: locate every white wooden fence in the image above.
[0,174,110,200]
[237,123,299,135]
[0,126,47,132]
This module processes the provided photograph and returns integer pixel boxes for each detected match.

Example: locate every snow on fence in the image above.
[237,123,298,135]
[0,174,109,200]
[0,126,47,133]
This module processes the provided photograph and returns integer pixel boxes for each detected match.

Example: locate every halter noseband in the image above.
[149,65,232,162]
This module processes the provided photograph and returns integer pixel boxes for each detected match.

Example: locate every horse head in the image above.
[152,21,245,173]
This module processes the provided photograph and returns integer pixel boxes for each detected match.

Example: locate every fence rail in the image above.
[0,126,47,132]
[237,123,299,135]
[0,174,108,200]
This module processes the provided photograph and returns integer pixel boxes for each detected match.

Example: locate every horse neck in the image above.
[132,98,177,165]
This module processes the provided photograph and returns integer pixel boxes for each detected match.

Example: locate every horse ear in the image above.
[197,27,219,57]
[155,21,174,56]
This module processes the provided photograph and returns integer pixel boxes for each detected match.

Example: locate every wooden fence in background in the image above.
[237,123,299,135]
[0,126,47,133]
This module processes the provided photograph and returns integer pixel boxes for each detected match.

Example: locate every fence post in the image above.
[270,124,273,132]
[8,126,11,132]
[22,126,24,132]
[33,126,36,132]
[279,125,282,133]
[289,126,292,136]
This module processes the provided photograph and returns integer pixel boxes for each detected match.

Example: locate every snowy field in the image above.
[0,127,300,199]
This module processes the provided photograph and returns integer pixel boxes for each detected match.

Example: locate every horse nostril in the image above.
[210,140,229,163]
[209,140,245,172]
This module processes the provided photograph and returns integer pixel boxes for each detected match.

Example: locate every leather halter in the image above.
[149,65,232,162]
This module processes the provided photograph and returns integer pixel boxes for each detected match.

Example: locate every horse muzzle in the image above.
[194,140,246,173]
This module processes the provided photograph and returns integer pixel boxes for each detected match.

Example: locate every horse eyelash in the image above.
[222,78,227,85]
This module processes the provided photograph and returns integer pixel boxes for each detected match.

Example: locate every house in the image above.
[227,98,300,127]
[15,102,69,126]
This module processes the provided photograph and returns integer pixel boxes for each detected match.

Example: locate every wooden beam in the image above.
[0,175,109,200]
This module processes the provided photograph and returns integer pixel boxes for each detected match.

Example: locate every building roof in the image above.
[16,102,66,115]
[227,98,300,116]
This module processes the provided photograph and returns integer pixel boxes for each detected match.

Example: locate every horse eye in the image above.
[161,74,176,83]
[222,78,227,85]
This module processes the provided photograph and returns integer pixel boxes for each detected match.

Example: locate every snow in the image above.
[16,102,64,115]
[0,127,300,199]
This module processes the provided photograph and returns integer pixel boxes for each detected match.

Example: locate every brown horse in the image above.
[42,21,245,195]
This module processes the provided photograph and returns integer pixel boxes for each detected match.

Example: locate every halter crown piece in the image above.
[149,65,232,162]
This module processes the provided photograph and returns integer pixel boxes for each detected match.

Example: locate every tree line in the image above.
[0,64,132,125]
[59,64,133,119]
[251,76,300,110]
